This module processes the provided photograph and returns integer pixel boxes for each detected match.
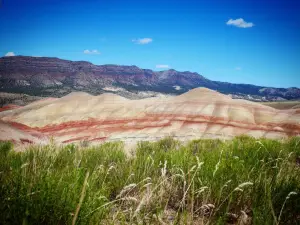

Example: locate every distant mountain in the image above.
[0,56,299,103]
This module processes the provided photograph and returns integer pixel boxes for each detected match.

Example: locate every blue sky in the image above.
[0,0,299,88]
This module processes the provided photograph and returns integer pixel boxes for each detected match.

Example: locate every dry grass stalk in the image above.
[72,171,90,225]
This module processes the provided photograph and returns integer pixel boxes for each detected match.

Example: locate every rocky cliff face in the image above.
[1,56,299,102]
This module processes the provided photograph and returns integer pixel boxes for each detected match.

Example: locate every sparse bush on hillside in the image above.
[0,136,299,224]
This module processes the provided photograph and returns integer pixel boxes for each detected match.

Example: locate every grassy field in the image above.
[0,136,300,224]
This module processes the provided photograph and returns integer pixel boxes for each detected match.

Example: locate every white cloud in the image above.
[83,49,100,55]
[235,67,242,70]
[156,64,170,69]
[5,52,15,57]
[132,38,153,45]
[226,18,254,28]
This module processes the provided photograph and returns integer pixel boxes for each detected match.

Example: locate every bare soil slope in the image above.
[1,88,299,144]
[262,101,300,110]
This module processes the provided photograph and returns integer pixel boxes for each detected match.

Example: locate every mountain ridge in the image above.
[0,56,299,103]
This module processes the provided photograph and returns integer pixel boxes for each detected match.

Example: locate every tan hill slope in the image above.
[0,88,299,144]
[262,101,300,110]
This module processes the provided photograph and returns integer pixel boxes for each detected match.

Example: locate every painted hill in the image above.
[0,88,299,145]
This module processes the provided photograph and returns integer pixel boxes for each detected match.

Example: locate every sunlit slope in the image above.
[262,101,300,110]
[1,88,299,144]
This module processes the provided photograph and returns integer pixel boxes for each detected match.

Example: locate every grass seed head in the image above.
[286,191,297,200]
[117,183,137,198]
[237,182,253,189]
[233,188,244,192]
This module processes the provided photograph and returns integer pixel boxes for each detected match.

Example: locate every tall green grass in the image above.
[0,136,299,224]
